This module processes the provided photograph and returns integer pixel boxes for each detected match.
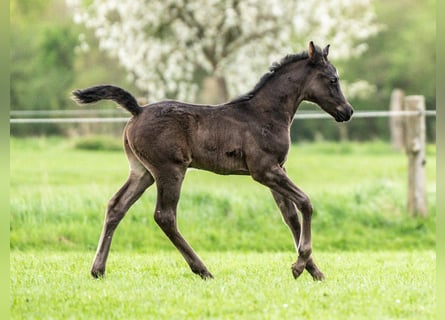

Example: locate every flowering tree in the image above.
[68,0,379,103]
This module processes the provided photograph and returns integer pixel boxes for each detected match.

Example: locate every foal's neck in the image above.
[250,62,308,125]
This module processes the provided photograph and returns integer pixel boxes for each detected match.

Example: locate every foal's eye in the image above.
[330,77,338,84]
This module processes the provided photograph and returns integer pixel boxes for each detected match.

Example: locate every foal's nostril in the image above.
[335,105,353,122]
[345,105,354,119]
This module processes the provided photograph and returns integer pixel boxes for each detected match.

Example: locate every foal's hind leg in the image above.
[91,164,154,278]
[153,167,213,279]
[270,189,325,281]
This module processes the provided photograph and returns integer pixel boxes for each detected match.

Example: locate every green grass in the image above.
[10,137,436,252]
[11,251,435,319]
[10,137,437,318]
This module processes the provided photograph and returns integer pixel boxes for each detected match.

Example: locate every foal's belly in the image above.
[189,146,249,175]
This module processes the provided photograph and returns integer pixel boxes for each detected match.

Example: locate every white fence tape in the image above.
[10,110,436,124]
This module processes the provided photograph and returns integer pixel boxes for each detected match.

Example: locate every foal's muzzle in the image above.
[334,104,354,122]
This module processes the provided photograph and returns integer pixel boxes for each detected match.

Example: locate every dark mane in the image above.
[228,50,309,104]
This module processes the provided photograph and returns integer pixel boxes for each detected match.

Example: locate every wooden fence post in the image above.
[404,95,427,217]
[389,89,405,151]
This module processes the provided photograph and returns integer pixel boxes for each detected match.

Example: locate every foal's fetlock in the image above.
[309,269,325,281]
[198,270,214,280]
[193,268,214,280]
[298,246,312,260]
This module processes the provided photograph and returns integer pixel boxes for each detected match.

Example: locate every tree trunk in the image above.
[200,76,229,104]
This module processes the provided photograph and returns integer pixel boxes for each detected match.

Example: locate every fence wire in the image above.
[9,109,436,124]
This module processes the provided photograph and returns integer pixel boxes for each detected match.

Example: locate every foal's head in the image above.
[303,41,354,122]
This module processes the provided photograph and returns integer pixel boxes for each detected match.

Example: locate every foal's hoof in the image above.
[291,262,305,279]
[310,270,325,281]
[199,270,214,280]
[91,269,105,279]
[291,263,325,281]
[305,259,325,281]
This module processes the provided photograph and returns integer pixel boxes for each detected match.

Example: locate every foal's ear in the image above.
[308,41,316,60]
[323,44,330,57]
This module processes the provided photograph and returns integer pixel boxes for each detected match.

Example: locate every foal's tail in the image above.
[72,85,142,116]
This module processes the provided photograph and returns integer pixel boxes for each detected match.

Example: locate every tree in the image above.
[68,0,379,103]
[10,0,79,135]
[11,0,78,111]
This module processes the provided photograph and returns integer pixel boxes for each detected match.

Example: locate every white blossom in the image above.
[67,0,380,102]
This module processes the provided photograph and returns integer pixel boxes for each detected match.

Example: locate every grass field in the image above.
[10,137,436,319]
[11,251,436,319]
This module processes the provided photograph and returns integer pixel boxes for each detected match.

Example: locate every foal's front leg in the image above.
[271,189,325,281]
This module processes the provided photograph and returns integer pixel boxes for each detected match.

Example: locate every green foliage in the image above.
[10,138,436,252]
[340,0,436,141]
[371,0,435,104]
[10,251,436,319]
[10,0,139,137]
[11,0,78,111]
[39,26,77,71]
[10,0,80,135]
[11,0,48,22]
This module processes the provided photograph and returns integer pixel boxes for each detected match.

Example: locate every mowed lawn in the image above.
[10,137,436,319]
[11,251,435,319]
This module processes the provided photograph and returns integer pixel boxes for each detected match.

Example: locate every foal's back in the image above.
[125,100,254,175]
